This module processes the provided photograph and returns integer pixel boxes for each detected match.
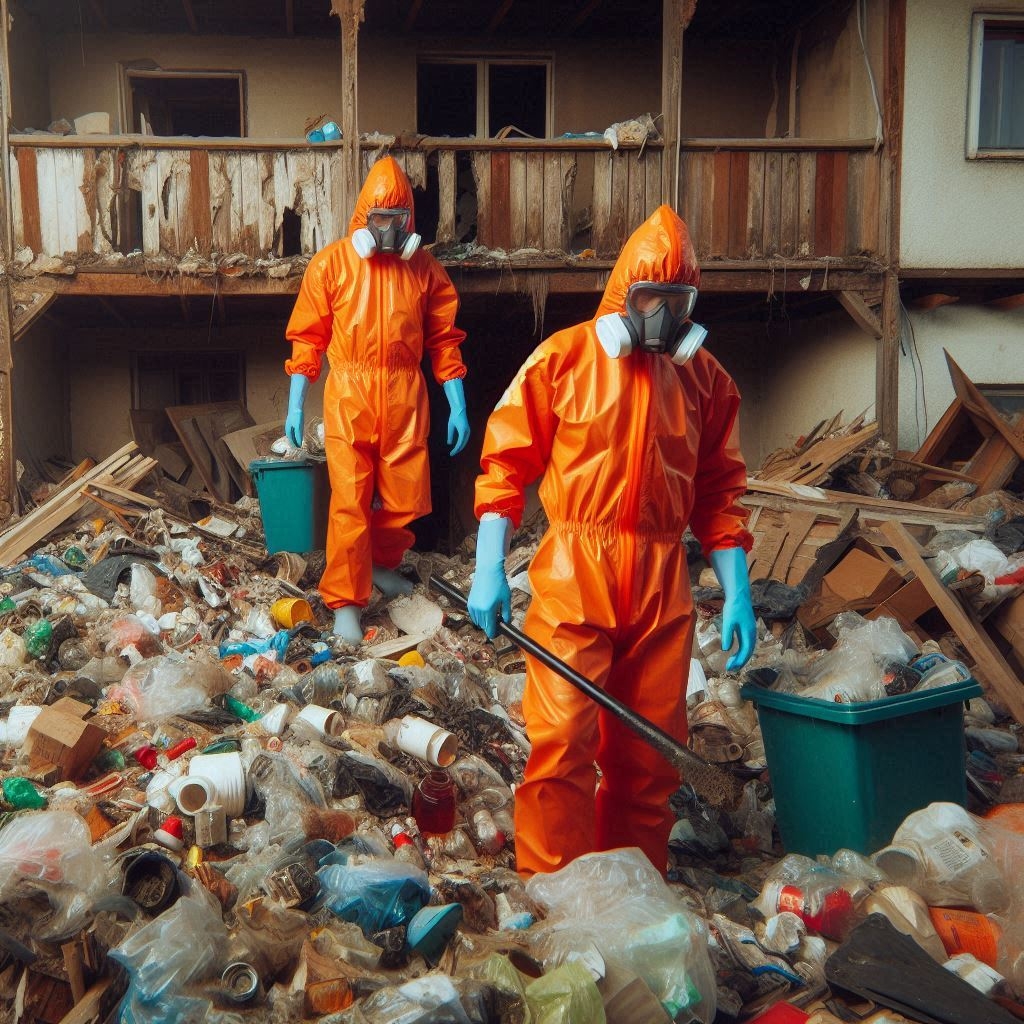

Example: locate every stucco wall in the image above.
[899,304,1024,449]
[65,326,324,462]
[13,321,69,466]
[902,0,1024,267]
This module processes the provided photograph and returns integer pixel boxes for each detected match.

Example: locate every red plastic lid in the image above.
[159,815,184,841]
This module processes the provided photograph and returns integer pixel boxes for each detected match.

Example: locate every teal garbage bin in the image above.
[740,678,981,857]
[250,457,330,554]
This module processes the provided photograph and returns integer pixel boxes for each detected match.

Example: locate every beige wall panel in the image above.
[902,0,1024,267]
[8,2,51,129]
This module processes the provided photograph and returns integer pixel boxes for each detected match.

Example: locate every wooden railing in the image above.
[679,139,884,261]
[7,135,884,270]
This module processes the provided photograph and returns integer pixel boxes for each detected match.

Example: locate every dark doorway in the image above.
[417,62,477,137]
[488,63,548,138]
[128,72,245,137]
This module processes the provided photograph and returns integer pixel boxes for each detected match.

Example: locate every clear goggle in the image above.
[366,208,411,232]
[626,281,698,320]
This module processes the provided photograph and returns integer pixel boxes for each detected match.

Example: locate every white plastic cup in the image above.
[145,762,185,814]
[2,705,43,746]
[170,774,214,816]
[187,752,247,817]
[385,714,458,767]
[257,703,290,737]
[295,704,344,738]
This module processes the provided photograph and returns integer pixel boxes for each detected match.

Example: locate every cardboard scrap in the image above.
[26,698,106,782]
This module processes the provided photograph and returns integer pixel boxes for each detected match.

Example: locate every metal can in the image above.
[221,961,262,1004]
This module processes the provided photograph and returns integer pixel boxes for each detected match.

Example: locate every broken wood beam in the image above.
[879,520,1024,724]
[837,289,882,339]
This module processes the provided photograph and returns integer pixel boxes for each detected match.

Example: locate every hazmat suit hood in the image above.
[594,204,700,318]
[348,156,417,235]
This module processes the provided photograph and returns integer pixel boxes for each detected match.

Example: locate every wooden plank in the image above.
[762,150,781,257]
[845,150,865,254]
[271,150,292,255]
[230,153,250,253]
[79,147,96,252]
[57,149,86,255]
[830,149,848,255]
[15,148,42,254]
[861,149,881,255]
[135,150,161,256]
[436,149,457,244]
[813,150,834,256]
[837,290,882,339]
[257,150,275,253]
[726,150,748,258]
[188,148,212,251]
[91,148,116,255]
[560,151,577,249]
[744,150,764,258]
[797,150,816,258]
[779,150,799,257]
[879,520,1024,724]
[678,151,698,240]
[155,149,177,255]
[627,152,645,236]
[709,150,731,256]
[606,149,629,255]
[489,150,511,251]
[644,148,662,219]
[542,151,564,250]
[471,151,491,246]
[508,151,527,249]
[35,147,61,256]
[661,0,686,206]
[525,150,545,249]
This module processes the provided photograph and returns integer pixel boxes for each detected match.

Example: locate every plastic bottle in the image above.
[412,770,456,836]
[391,823,426,869]
[23,619,53,660]
[470,808,506,855]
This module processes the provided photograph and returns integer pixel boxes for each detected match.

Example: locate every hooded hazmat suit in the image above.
[285,157,467,610]
[474,205,752,877]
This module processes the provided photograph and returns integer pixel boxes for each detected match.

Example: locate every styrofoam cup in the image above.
[388,714,458,767]
[295,704,344,738]
[170,774,214,815]
[2,705,42,746]
[187,752,246,818]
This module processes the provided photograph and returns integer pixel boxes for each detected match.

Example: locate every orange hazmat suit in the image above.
[474,205,752,877]
[285,158,467,609]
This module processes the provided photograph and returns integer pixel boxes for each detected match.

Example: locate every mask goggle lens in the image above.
[627,282,698,320]
[367,208,409,232]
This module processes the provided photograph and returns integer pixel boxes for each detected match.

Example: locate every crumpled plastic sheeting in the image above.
[526,847,717,1022]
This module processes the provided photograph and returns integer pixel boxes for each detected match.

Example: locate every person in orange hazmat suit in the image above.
[467,205,756,877]
[284,157,470,643]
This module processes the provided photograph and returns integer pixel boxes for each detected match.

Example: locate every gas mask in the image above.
[595,281,707,365]
[351,208,421,260]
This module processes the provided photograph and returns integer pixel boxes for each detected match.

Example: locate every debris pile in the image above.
[1,351,1024,1023]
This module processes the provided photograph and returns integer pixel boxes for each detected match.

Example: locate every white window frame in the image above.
[416,54,554,138]
[966,12,1024,159]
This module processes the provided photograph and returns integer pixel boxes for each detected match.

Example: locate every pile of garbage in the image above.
[1,445,1024,1023]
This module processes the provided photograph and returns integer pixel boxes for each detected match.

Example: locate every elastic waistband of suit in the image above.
[328,357,421,375]
[549,519,683,545]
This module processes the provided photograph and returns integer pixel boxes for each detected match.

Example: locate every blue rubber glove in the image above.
[709,546,756,672]
[468,515,512,639]
[285,374,310,448]
[443,378,470,457]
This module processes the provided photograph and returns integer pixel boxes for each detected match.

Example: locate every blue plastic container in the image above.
[250,457,329,554]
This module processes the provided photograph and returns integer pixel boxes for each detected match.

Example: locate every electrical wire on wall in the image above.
[900,300,929,449]
[857,0,885,150]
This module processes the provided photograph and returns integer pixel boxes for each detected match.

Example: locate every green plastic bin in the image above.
[250,457,329,554]
[740,678,981,857]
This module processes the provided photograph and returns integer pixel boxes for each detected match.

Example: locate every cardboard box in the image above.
[599,963,672,1024]
[866,576,937,643]
[26,698,105,781]
[798,544,906,632]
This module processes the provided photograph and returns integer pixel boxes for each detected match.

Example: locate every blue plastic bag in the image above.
[318,859,429,935]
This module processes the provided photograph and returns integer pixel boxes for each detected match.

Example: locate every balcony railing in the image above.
[7,135,884,274]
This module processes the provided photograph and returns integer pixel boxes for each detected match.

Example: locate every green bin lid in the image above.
[739,677,982,725]
[249,456,316,472]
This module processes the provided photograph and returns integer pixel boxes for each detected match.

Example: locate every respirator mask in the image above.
[351,208,421,260]
[595,281,707,365]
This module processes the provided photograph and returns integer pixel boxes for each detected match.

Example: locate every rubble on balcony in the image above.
[2,368,1024,1022]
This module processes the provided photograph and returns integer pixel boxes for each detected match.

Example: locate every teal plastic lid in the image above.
[739,677,982,725]
[249,457,316,472]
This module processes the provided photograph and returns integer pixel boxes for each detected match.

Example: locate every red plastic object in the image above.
[777,883,855,940]
[412,770,456,836]
[749,1004,810,1023]
[165,737,197,761]
[154,815,185,851]
[133,745,159,770]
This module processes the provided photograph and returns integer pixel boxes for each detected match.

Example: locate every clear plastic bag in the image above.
[525,960,605,1024]
[340,974,472,1024]
[107,651,234,720]
[525,847,716,1022]
[110,883,229,1024]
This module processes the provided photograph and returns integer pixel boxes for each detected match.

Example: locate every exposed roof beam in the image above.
[285,0,294,35]
[569,0,602,32]
[403,0,424,33]
[88,0,109,30]
[837,289,882,339]
[182,0,198,33]
[487,0,515,34]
